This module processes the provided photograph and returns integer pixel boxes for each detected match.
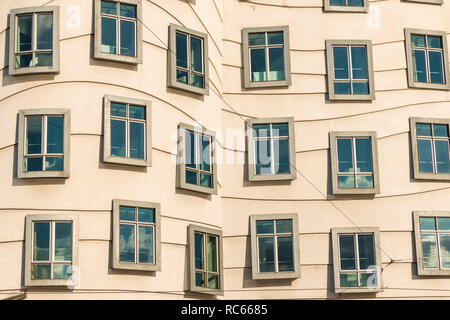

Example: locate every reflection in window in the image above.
[175,31,205,89]
[194,231,220,290]
[330,0,364,7]
[332,45,369,95]
[411,34,445,84]
[415,122,450,175]
[419,216,450,270]
[184,129,213,189]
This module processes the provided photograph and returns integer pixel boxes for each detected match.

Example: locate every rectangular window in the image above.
[332,228,382,293]
[112,199,161,271]
[247,117,296,181]
[326,40,375,100]
[330,131,380,195]
[18,109,70,179]
[9,6,60,75]
[242,26,291,88]
[168,24,209,95]
[188,225,223,295]
[405,29,450,90]
[250,214,300,280]
[324,0,369,12]
[103,95,152,167]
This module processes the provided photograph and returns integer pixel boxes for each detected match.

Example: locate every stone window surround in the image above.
[17,108,71,179]
[323,0,369,13]
[402,0,443,5]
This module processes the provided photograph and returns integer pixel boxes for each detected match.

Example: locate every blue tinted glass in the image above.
[348,0,364,6]
[256,220,274,234]
[422,234,438,269]
[54,222,72,262]
[119,224,135,262]
[176,69,188,84]
[418,139,434,173]
[101,17,116,53]
[272,123,289,137]
[195,232,204,270]
[196,272,205,287]
[53,264,71,279]
[250,48,267,82]
[412,50,427,83]
[47,116,63,154]
[277,236,294,272]
[255,140,271,175]
[273,139,290,174]
[338,175,355,189]
[439,235,450,269]
[334,82,351,94]
[176,32,188,68]
[130,122,145,159]
[357,175,374,188]
[330,0,346,5]
[337,138,353,173]
[33,222,50,261]
[199,135,211,172]
[45,157,64,171]
[190,36,202,72]
[351,47,367,79]
[429,51,444,84]
[111,102,126,117]
[27,117,42,154]
[186,170,197,185]
[200,173,212,187]
[17,15,32,52]
[139,226,154,264]
[111,120,126,157]
[26,157,43,171]
[435,140,450,173]
[420,217,436,231]
[355,138,372,173]
[411,35,426,47]
[434,124,449,138]
[268,47,285,81]
[138,208,154,223]
[333,47,349,79]
[185,130,195,168]
[31,264,51,280]
[253,124,270,138]
[248,33,265,46]
[438,218,450,231]
[101,1,117,14]
[267,32,284,45]
[276,220,293,233]
[352,82,369,95]
[258,237,275,273]
[428,36,442,49]
[340,273,358,287]
[120,20,135,57]
[16,54,33,68]
[37,14,53,50]
[339,234,356,270]
[129,105,145,120]
[35,53,52,66]
[120,4,136,18]
[417,123,432,136]
[191,74,204,88]
[120,206,135,221]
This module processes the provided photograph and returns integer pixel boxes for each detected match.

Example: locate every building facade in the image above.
[1,0,450,299]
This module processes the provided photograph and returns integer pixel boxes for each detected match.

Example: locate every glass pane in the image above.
[434,124,449,138]
[199,135,211,172]
[333,47,349,79]
[200,173,212,188]
[440,234,450,269]
[253,124,270,138]
[330,0,346,5]
[248,33,265,46]
[177,69,188,84]
[255,140,272,175]
[185,130,196,168]
[429,51,444,84]
[434,140,450,173]
[338,175,355,189]
[337,138,353,173]
[53,264,71,279]
[120,20,135,57]
[176,32,188,68]
[411,35,426,47]
[195,272,206,287]
[31,264,51,280]
[27,117,42,155]
[191,74,204,88]
[268,47,285,81]
[421,233,439,269]
[352,82,369,95]
[207,235,218,272]
[267,32,284,45]
[355,138,373,173]
[339,234,356,270]
[207,275,219,289]
[358,234,374,269]
[45,157,64,171]
[428,36,442,49]
[191,36,203,73]
[186,170,197,185]
[17,15,32,52]
[438,218,450,231]
[119,224,135,263]
[340,273,358,287]
[120,4,136,18]
[276,220,292,233]
[15,54,33,68]
[412,49,427,83]
[139,226,154,264]
[101,17,116,54]
[37,13,53,50]
[272,123,289,137]
[129,105,145,120]
[277,236,294,272]
[334,82,351,94]
[258,237,275,273]
[33,222,50,261]
[360,272,376,287]
[250,48,267,82]
[348,0,364,5]
[25,157,43,171]
[101,0,117,15]
[256,220,274,234]
[47,116,64,154]
[138,208,154,223]
[55,222,72,262]
[417,123,432,136]
[351,47,368,79]
[35,53,53,66]
[120,206,135,221]
[356,175,374,189]
[130,122,145,159]
[195,232,204,270]
[417,139,434,173]
[420,217,436,231]
[111,119,126,157]
[111,102,126,117]
[273,139,290,174]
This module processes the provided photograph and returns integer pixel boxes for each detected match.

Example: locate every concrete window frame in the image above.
[331,227,383,294]
[103,95,152,167]
[404,28,450,90]
[250,213,301,280]
[329,131,380,195]
[325,40,375,101]
[246,117,297,182]
[410,117,450,181]
[112,199,161,272]
[188,224,224,296]
[176,123,218,195]
[167,23,209,96]
[413,211,450,276]
[323,0,369,12]
[93,0,143,65]
[17,108,71,179]
[24,214,79,287]
[9,6,60,76]
[242,26,292,89]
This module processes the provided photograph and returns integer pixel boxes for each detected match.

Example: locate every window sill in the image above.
[93,51,142,65]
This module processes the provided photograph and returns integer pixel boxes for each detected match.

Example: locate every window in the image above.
[112,199,161,272]
[176,123,217,195]
[24,215,79,287]
[103,95,152,167]
[410,117,450,180]
[168,24,209,95]
[324,0,369,12]
[326,40,375,100]
[17,109,70,179]
[414,211,450,276]
[9,6,60,75]
[94,0,143,64]
[246,117,297,182]
[250,214,300,280]
[405,28,450,90]
[331,227,382,293]
[188,225,223,295]
[329,131,380,195]
[242,26,291,88]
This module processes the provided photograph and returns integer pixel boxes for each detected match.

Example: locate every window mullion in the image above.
[187,34,191,85]
[352,137,357,187]
[348,46,353,94]
[270,124,275,175]
[51,221,55,279]
[42,115,47,171]
[273,220,279,273]
[33,13,37,65]
[354,234,360,287]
